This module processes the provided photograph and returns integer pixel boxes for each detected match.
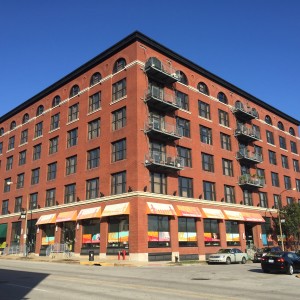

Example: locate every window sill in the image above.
[66,119,79,126]
[110,95,127,105]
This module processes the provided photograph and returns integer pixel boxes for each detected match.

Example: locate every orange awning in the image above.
[176,205,201,218]
[223,210,244,221]
[201,208,224,219]
[147,202,176,216]
[36,213,56,225]
[242,212,265,222]
[56,210,77,223]
[101,202,130,217]
[77,207,101,220]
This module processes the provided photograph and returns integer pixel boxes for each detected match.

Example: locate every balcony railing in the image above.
[144,57,179,85]
[232,102,258,121]
[234,125,260,142]
[238,174,265,189]
[145,120,182,141]
[145,153,183,172]
[144,87,179,112]
[236,150,262,164]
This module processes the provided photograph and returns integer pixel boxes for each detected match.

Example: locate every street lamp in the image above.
[278,188,296,251]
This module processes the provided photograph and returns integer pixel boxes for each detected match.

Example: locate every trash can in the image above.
[89,250,94,261]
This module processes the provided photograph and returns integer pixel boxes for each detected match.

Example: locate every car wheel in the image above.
[241,257,246,264]
[226,257,231,265]
[286,264,294,275]
[262,268,270,273]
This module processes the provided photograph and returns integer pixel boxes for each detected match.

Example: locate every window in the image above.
[4,178,12,193]
[2,200,9,215]
[87,148,100,170]
[178,176,193,197]
[112,78,126,101]
[0,127,4,136]
[49,136,58,154]
[224,185,235,203]
[203,181,216,201]
[34,121,43,138]
[36,105,44,116]
[176,117,190,138]
[150,172,166,194]
[222,159,234,176]
[47,162,57,181]
[202,153,214,172]
[88,118,100,139]
[113,58,126,73]
[293,160,300,172]
[112,139,126,162]
[52,95,61,107]
[68,103,79,122]
[8,136,15,150]
[69,85,80,97]
[284,176,292,190]
[176,90,189,110]
[291,141,298,154]
[200,125,212,145]
[148,215,170,248]
[178,217,197,247]
[14,196,22,213]
[220,133,231,150]
[112,107,126,130]
[243,190,253,206]
[289,127,295,136]
[86,178,99,199]
[18,150,26,166]
[198,101,210,119]
[90,72,102,86]
[33,144,42,160]
[0,142,3,154]
[296,179,300,192]
[20,129,28,145]
[67,128,78,147]
[177,146,192,167]
[111,171,126,195]
[226,221,240,246]
[287,197,294,205]
[176,70,188,85]
[256,168,266,184]
[279,136,287,149]
[10,121,16,130]
[268,150,277,165]
[64,184,76,204]
[271,172,280,187]
[66,156,77,175]
[259,192,268,208]
[252,124,261,139]
[46,189,56,207]
[273,194,281,209]
[281,155,289,169]
[217,92,228,104]
[22,113,29,124]
[266,130,274,145]
[204,219,220,246]
[17,173,25,189]
[29,193,38,210]
[31,168,40,185]
[197,82,209,95]
[218,109,229,127]
[50,113,60,131]
[265,115,272,125]
[277,121,284,131]
[6,156,13,170]
[254,145,263,161]
[89,92,101,112]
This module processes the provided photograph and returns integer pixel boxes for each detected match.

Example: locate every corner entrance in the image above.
[244,223,254,249]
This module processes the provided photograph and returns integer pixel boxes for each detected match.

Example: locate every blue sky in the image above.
[1,0,299,123]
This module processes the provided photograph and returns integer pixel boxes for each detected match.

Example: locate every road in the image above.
[0,260,299,300]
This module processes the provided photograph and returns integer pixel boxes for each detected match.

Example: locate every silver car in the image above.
[208,248,248,264]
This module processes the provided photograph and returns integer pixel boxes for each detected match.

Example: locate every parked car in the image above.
[208,248,248,264]
[253,246,282,263]
[261,252,300,275]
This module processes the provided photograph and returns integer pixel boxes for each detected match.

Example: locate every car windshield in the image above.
[217,249,231,254]
[266,252,283,257]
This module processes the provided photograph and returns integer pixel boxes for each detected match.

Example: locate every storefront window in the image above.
[41,224,55,249]
[0,223,8,248]
[11,222,21,246]
[261,217,273,246]
[226,221,240,246]
[178,217,197,247]
[60,222,76,252]
[107,216,129,251]
[148,215,170,248]
[81,219,100,252]
[204,219,220,246]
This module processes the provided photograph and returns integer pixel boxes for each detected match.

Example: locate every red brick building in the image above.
[0,31,299,261]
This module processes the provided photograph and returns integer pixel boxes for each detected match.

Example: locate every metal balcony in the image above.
[144,153,184,172]
[236,150,262,164]
[234,125,260,143]
[144,120,182,142]
[144,87,179,112]
[144,57,179,85]
[232,102,258,121]
[238,174,265,189]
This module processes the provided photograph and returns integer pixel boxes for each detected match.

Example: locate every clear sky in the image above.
[1,0,299,123]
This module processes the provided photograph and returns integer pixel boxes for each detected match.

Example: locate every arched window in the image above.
[10,121,16,130]
[113,58,126,73]
[197,82,209,95]
[217,92,228,104]
[0,127,4,136]
[52,95,61,107]
[289,127,295,136]
[22,113,29,124]
[176,70,188,85]
[277,121,284,131]
[36,105,44,116]
[235,100,243,110]
[69,85,80,97]
[265,115,272,125]
[90,72,102,86]
[145,57,163,70]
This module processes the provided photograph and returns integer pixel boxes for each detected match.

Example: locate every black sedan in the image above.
[253,246,281,263]
[261,252,300,275]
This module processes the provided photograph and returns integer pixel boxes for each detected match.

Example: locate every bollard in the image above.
[118,251,121,260]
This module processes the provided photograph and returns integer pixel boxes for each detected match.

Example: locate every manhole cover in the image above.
[192,278,210,280]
